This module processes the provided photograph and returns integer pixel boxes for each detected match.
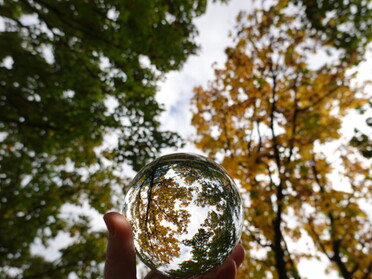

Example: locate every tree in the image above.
[191,5,371,279]
[0,0,226,277]
[124,154,241,277]
[278,0,372,165]
[279,0,372,64]
[350,105,372,159]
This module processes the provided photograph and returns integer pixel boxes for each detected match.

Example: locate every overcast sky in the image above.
[156,0,250,155]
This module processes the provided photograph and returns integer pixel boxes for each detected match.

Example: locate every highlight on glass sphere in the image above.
[123,153,243,278]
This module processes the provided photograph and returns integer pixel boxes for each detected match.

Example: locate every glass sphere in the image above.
[123,153,243,278]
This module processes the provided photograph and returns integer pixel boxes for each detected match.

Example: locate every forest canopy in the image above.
[0,0,227,277]
[191,1,372,279]
[1,0,371,278]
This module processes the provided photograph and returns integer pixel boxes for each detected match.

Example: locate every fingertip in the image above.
[230,243,245,268]
[104,212,133,239]
[103,212,118,237]
[103,211,127,225]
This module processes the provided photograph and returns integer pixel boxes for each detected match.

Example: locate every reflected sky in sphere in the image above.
[124,153,243,278]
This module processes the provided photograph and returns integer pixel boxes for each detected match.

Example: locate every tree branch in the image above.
[0,114,66,132]
[286,72,300,165]
[21,0,129,53]
[246,227,273,248]
[282,234,301,279]
[268,63,289,279]
[331,240,352,279]
[361,260,372,279]
[297,84,341,113]
[311,158,353,279]
[307,217,333,261]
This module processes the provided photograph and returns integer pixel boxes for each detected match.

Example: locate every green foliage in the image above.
[350,101,372,159]
[280,0,372,63]
[350,115,372,158]
[0,0,222,277]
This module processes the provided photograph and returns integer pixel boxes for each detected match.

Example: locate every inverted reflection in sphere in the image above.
[124,153,243,278]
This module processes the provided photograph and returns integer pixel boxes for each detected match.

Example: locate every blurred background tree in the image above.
[350,102,372,159]
[0,0,228,277]
[289,0,372,63]
[192,2,371,279]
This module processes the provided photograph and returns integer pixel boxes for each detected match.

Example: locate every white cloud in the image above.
[157,0,249,156]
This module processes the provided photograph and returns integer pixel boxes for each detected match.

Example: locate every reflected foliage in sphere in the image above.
[124,153,243,278]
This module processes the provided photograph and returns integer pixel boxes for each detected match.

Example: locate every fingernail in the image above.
[103,214,116,237]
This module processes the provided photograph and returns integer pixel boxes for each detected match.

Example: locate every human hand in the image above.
[103,212,245,279]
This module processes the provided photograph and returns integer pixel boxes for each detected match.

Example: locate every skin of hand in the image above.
[104,212,245,279]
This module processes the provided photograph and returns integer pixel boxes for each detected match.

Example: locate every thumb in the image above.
[104,212,136,279]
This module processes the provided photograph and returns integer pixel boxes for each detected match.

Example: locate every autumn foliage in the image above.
[191,5,371,279]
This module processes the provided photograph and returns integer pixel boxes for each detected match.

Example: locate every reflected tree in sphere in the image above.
[124,153,243,278]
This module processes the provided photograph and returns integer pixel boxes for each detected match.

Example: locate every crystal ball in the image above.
[123,153,243,278]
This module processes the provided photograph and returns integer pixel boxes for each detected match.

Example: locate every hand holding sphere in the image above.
[104,153,245,279]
